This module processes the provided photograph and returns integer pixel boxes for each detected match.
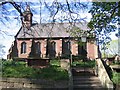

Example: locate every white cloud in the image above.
[0,35,14,59]
[0,20,20,59]
[80,13,92,22]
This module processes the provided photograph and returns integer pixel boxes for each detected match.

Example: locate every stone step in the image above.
[73,87,106,90]
[72,68,94,73]
[73,83,104,90]
[73,76,102,84]
[73,80,101,85]
[72,71,95,76]
[73,76,99,80]
[73,84,103,87]
[72,67,104,90]
[1,88,69,90]
[73,73,95,76]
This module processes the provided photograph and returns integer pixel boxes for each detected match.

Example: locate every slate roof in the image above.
[15,22,89,39]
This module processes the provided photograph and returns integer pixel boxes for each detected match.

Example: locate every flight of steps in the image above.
[72,67,106,90]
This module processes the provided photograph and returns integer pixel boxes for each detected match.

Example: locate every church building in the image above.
[7,5,98,61]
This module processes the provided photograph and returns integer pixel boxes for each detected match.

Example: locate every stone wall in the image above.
[95,59,114,89]
[1,77,68,89]
[60,59,70,70]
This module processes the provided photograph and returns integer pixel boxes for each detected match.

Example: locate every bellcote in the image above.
[22,5,33,29]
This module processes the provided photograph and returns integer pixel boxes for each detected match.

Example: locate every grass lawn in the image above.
[2,59,68,80]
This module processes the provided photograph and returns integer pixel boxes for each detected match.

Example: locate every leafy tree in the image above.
[88,2,120,57]
[88,2,118,41]
[107,40,118,56]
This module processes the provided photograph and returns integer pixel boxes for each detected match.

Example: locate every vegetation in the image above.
[107,40,118,56]
[112,72,120,84]
[2,60,68,80]
[103,59,120,85]
[88,2,119,43]
[100,39,118,58]
[50,59,60,67]
[88,2,120,58]
[111,61,120,65]
[72,60,95,68]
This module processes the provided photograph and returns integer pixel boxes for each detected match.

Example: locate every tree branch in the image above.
[9,2,23,16]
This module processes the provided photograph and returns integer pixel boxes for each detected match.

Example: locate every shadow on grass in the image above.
[2,60,69,89]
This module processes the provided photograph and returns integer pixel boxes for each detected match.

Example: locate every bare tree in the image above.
[0,0,89,37]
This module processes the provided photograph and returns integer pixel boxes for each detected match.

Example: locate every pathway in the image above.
[72,67,106,90]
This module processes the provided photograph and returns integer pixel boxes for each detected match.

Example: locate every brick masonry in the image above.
[7,5,98,60]
[8,38,98,60]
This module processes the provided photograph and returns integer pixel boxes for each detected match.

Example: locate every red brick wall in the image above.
[17,39,31,58]
[71,40,78,55]
[54,39,62,56]
[41,39,47,58]
[87,42,98,59]
[13,39,98,60]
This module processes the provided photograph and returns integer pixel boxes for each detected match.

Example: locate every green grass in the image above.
[108,62,120,84]
[72,60,95,68]
[112,72,120,84]
[2,60,68,80]
[50,59,60,67]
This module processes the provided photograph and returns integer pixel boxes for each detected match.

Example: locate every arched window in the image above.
[67,41,71,50]
[62,40,71,55]
[21,42,26,54]
[35,42,41,54]
[46,41,56,58]
[51,41,56,51]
